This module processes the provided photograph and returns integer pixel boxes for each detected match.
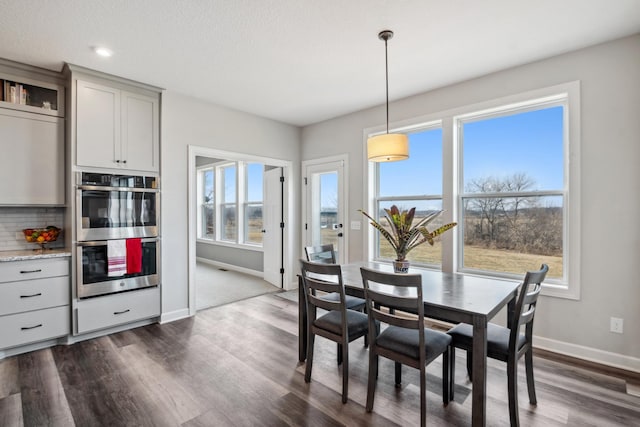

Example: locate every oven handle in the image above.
[77,184,159,193]
[77,237,160,246]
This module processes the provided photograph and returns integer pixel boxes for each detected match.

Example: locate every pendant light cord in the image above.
[384,36,389,134]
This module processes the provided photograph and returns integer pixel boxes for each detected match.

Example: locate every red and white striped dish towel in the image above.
[107,240,127,277]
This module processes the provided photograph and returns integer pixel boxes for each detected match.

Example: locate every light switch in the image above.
[350,221,361,230]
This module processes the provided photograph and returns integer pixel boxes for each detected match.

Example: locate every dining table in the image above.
[297,261,521,427]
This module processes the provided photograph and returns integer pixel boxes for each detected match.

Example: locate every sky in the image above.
[377,105,564,208]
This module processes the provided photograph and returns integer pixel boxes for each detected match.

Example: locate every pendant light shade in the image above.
[367,29,409,162]
[367,133,409,162]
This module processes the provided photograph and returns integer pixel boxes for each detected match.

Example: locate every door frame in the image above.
[187,145,294,316]
[301,154,349,264]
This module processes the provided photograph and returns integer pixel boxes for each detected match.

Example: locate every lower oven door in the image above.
[77,238,160,299]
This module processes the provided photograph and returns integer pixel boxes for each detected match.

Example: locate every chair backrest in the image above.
[299,259,345,314]
[510,264,549,349]
[304,244,336,264]
[360,267,425,357]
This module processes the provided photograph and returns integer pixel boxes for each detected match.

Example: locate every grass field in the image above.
[379,241,563,278]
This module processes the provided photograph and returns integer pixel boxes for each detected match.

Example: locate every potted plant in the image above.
[359,205,457,273]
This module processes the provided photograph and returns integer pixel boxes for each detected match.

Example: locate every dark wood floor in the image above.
[1,292,639,426]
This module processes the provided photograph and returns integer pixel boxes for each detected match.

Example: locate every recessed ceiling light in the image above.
[94,47,113,57]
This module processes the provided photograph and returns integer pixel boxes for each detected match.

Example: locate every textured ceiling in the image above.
[0,0,639,126]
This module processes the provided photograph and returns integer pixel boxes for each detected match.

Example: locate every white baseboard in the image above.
[160,308,191,324]
[427,318,640,374]
[196,257,263,278]
[533,335,640,373]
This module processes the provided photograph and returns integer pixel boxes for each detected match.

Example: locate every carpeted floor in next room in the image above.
[196,261,281,310]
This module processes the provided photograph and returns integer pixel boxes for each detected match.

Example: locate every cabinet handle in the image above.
[122,160,127,164]
[114,309,131,315]
[20,292,43,298]
[115,159,121,163]
[21,324,43,330]
[20,269,42,274]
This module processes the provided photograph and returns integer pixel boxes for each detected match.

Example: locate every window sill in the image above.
[196,238,263,252]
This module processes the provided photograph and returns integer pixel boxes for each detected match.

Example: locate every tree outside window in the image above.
[460,105,564,279]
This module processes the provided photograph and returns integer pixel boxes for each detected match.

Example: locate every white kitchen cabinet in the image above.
[0,257,70,350]
[0,59,65,206]
[76,79,159,172]
[76,286,160,334]
[0,108,64,205]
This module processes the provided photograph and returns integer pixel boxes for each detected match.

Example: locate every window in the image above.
[199,168,215,239]
[458,104,565,280]
[244,163,264,244]
[197,161,265,248]
[375,126,444,266]
[220,164,237,241]
[369,82,580,298]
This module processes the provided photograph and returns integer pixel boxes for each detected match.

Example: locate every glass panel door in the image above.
[303,159,346,264]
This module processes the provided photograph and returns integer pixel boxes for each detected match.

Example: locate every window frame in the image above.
[364,81,581,300]
[196,166,215,240]
[373,121,445,268]
[196,160,265,250]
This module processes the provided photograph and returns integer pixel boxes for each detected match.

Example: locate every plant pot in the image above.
[393,260,410,274]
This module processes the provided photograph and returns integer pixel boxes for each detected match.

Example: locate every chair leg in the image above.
[366,352,378,412]
[420,365,426,427]
[442,348,450,405]
[304,333,315,383]
[449,347,456,401]
[466,349,473,380]
[337,343,342,365]
[507,356,520,427]
[395,362,402,387]
[342,340,349,404]
[363,307,369,348]
[525,348,537,405]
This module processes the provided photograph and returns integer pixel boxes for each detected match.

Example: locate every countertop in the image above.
[0,248,72,262]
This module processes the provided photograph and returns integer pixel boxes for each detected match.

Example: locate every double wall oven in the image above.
[76,172,160,298]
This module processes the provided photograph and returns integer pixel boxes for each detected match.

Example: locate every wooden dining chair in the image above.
[304,244,367,358]
[447,264,549,427]
[300,259,372,403]
[304,245,365,311]
[360,267,451,427]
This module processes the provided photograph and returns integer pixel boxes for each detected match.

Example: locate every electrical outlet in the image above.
[610,317,624,334]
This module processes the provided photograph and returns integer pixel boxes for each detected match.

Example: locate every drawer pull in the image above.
[20,269,43,274]
[20,292,43,298]
[21,324,43,330]
[114,309,131,315]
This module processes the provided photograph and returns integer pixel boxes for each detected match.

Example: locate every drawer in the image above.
[0,258,69,283]
[76,287,160,334]
[0,276,69,316]
[0,305,69,350]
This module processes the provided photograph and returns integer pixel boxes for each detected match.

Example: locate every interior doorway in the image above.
[187,146,294,315]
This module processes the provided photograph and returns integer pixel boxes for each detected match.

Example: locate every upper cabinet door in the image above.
[121,91,159,172]
[76,80,121,169]
[75,79,159,173]
[0,109,64,205]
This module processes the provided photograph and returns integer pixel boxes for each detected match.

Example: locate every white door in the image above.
[263,167,283,286]
[303,158,347,264]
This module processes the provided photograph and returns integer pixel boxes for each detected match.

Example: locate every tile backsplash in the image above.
[0,207,65,251]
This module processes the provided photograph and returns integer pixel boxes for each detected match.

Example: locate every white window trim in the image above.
[364,81,581,300]
[196,160,265,251]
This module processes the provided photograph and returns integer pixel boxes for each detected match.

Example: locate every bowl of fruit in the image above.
[23,226,61,250]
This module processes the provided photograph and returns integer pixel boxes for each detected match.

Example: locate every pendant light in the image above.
[367,30,409,162]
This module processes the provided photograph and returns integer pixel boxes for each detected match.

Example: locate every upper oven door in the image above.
[76,185,159,241]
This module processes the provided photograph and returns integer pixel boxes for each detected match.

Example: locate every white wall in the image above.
[161,91,300,320]
[302,35,640,369]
